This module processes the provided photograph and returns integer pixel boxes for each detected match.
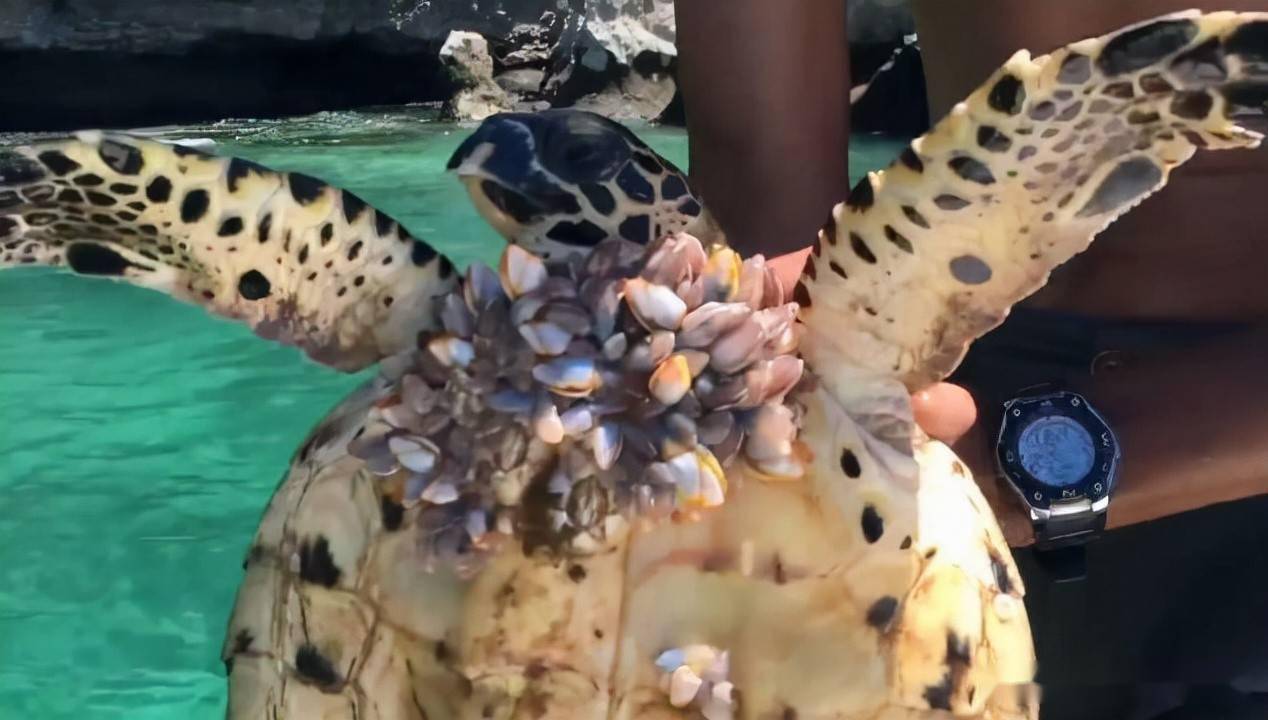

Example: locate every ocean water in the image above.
[0,108,906,719]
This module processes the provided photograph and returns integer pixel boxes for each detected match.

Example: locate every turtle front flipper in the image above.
[800,10,1268,390]
[0,134,458,371]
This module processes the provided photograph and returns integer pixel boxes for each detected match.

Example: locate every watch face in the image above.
[996,392,1120,509]
[1017,415,1096,487]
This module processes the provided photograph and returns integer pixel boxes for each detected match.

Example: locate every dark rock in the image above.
[0,0,919,130]
[495,68,546,96]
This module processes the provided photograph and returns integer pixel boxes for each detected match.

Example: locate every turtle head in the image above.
[447,109,702,259]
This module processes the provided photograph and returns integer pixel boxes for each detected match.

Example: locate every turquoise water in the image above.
[0,108,905,719]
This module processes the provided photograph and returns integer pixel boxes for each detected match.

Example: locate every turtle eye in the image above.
[538,120,629,184]
[563,144,601,171]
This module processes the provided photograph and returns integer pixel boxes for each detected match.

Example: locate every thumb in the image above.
[911,382,978,444]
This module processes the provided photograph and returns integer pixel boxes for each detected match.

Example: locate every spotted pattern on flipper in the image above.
[797,9,1268,390]
[447,109,701,256]
[0,134,458,371]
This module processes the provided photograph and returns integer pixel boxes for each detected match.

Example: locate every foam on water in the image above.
[0,108,905,718]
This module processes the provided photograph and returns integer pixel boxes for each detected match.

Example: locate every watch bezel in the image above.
[996,391,1120,510]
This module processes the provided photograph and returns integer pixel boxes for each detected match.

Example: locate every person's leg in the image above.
[674,0,850,256]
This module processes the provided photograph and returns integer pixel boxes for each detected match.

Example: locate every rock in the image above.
[584,0,677,67]
[439,30,513,121]
[495,68,546,96]
[0,0,922,131]
[440,30,495,86]
[498,17,560,68]
[571,69,677,122]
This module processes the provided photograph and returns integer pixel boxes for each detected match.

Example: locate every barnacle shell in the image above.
[656,644,735,717]
[348,232,806,573]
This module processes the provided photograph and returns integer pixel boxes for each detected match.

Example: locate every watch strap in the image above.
[1034,507,1107,551]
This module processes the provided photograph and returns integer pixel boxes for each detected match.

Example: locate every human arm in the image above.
[956,325,1268,546]
[673,0,851,256]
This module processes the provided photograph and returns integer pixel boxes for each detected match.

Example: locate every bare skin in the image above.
[675,0,850,257]
[680,0,1268,546]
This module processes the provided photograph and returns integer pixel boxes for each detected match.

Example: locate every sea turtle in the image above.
[2,9,1265,718]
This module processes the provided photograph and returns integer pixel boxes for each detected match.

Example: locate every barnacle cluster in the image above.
[655,644,735,719]
[349,233,807,573]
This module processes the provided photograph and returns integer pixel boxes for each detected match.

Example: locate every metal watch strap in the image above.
[1034,505,1107,551]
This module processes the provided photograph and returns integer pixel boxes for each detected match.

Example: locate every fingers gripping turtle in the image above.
[447,109,703,256]
[0,134,457,371]
[799,10,1268,393]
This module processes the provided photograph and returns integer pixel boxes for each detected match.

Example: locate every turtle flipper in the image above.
[800,10,1268,390]
[0,134,458,371]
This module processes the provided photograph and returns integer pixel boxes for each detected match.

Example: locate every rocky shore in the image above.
[0,0,918,132]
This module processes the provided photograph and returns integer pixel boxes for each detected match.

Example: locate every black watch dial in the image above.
[997,392,1119,509]
[1017,415,1096,487]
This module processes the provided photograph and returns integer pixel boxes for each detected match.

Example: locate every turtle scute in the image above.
[347,232,807,576]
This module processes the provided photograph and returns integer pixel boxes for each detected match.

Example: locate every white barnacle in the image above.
[532,357,601,397]
[655,643,732,713]
[669,666,704,707]
[592,422,622,470]
[427,335,475,368]
[440,293,475,337]
[602,331,628,360]
[700,246,742,302]
[463,262,505,311]
[743,405,796,461]
[678,302,751,348]
[624,277,688,330]
[649,353,692,406]
[420,481,459,505]
[498,244,548,299]
[533,396,566,444]
[559,404,595,436]
[389,435,440,474]
[518,321,572,355]
[708,320,764,374]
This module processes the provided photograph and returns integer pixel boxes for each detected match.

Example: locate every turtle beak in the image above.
[446,114,582,236]
[457,175,542,243]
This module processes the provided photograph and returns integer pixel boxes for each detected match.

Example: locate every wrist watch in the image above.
[995,383,1121,581]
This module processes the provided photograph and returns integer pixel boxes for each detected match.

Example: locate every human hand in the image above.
[911,382,976,445]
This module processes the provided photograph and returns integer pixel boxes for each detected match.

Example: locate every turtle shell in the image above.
[220,233,1037,719]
